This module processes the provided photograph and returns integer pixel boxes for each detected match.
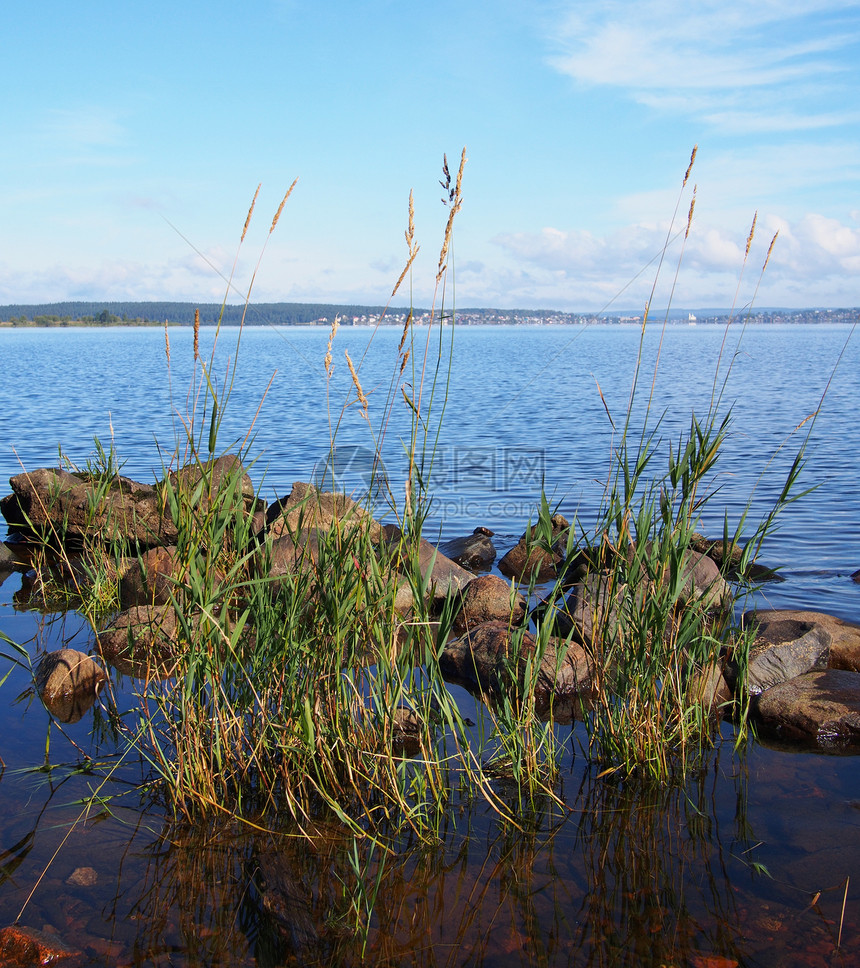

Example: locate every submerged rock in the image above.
[35,649,106,724]
[440,527,496,571]
[0,925,83,966]
[754,669,860,748]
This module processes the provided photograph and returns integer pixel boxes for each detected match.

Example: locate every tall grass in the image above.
[3,147,820,843]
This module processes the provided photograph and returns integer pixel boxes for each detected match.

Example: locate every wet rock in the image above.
[753,669,860,748]
[0,541,17,570]
[382,528,473,613]
[690,533,781,581]
[119,545,182,607]
[267,481,381,541]
[0,925,83,966]
[35,649,106,724]
[743,608,860,673]
[1,466,176,547]
[440,527,496,571]
[670,550,732,610]
[97,605,183,678]
[687,659,733,715]
[452,574,526,635]
[498,514,569,582]
[852,567,860,584]
[730,617,831,696]
[440,620,594,713]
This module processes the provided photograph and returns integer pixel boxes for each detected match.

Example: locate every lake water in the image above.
[1,322,859,966]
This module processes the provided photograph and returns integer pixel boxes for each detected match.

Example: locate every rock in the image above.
[440,620,594,715]
[382,528,473,613]
[730,617,831,695]
[1,466,176,547]
[0,541,17,570]
[542,574,623,646]
[97,605,183,678]
[1,455,257,550]
[690,533,781,581]
[267,482,381,541]
[753,669,860,748]
[852,568,860,584]
[267,529,324,583]
[119,545,182,607]
[440,527,496,571]
[743,608,860,674]
[66,866,97,887]
[35,649,106,724]
[0,925,83,966]
[452,574,526,635]
[498,514,569,583]
[687,659,733,715]
[670,550,732,609]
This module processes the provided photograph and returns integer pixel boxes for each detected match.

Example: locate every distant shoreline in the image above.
[0,301,857,328]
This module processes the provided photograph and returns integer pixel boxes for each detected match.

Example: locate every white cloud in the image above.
[548,0,860,134]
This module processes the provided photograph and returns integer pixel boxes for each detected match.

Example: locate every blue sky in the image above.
[2,0,859,311]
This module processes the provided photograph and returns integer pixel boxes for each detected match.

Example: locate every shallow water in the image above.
[1,322,859,966]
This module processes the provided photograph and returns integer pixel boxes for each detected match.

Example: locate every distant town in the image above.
[0,301,857,328]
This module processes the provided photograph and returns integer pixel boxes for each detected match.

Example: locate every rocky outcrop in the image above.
[35,649,106,724]
[753,669,860,748]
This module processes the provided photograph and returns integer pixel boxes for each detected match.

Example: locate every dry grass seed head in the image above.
[324,317,340,377]
[683,145,698,188]
[436,149,467,283]
[398,309,413,354]
[763,231,779,272]
[242,184,261,243]
[270,178,299,234]
[685,187,697,241]
[745,212,757,259]
[164,321,171,366]
[345,351,369,416]
[193,308,200,361]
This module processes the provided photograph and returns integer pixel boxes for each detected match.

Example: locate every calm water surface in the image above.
[1,323,859,966]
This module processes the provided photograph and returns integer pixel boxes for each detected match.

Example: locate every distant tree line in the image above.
[0,301,412,326]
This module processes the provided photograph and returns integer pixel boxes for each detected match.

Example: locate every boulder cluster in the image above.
[2,455,860,749]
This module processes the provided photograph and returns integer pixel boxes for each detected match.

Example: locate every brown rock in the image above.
[66,866,97,887]
[440,527,496,571]
[267,482,380,541]
[743,608,860,673]
[440,620,594,714]
[119,545,183,607]
[753,669,860,748]
[97,605,183,678]
[498,514,569,582]
[34,649,106,724]
[2,466,176,547]
[452,575,526,635]
[0,925,83,965]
